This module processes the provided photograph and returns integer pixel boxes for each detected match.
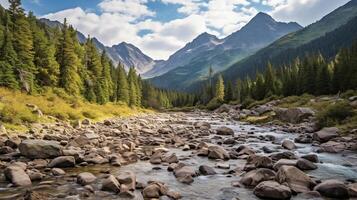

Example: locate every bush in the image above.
[317,101,354,128]
[82,110,99,119]
[206,98,222,110]
[0,104,38,124]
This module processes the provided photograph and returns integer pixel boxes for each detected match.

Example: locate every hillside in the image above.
[148,12,302,90]
[221,0,357,82]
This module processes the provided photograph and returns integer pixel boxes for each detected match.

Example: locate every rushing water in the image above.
[0,112,356,200]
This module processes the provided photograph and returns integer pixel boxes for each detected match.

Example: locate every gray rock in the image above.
[216,126,234,136]
[314,180,349,199]
[320,141,345,153]
[19,140,63,159]
[208,145,230,160]
[296,158,317,170]
[254,181,292,200]
[276,166,315,193]
[4,165,32,187]
[275,107,314,123]
[301,154,319,163]
[313,127,339,142]
[240,168,276,187]
[117,171,136,190]
[282,139,296,150]
[199,165,216,175]
[77,172,96,186]
[48,156,75,168]
[51,168,66,176]
[101,175,120,193]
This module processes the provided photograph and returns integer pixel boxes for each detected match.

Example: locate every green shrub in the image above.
[241,98,254,109]
[82,110,99,119]
[206,98,222,110]
[317,101,354,128]
[0,105,38,124]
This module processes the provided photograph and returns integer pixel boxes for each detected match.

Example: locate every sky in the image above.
[0,0,351,60]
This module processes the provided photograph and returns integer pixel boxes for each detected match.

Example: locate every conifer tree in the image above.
[116,63,129,104]
[215,74,224,102]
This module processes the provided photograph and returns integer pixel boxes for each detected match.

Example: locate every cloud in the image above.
[268,0,350,26]
[98,0,155,18]
[0,0,9,9]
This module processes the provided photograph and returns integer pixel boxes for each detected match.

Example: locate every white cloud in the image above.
[0,0,9,9]
[98,0,154,18]
[41,0,349,60]
[269,0,350,26]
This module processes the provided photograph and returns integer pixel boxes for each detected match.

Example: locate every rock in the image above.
[51,168,66,176]
[208,145,229,160]
[214,104,232,113]
[314,180,349,199]
[244,155,273,171]
[199,165,216,175]
[349,183,357,197]
[117,171,136,190]
[173,165,196,184]
[320,141,346,153]
[216,126,234,136]
[82,119,91,125]
[167,190,181,200]
[216,162,230,169]
[240,168,276,187]
[48,156,75,168]
[150,151,162,164]
[296,158,317,170]
[0,146,14,154]
[255,105,273,115]
[19,140,63,159]
[281,139,296,150]
[270,151,296,161]
[301,154,319,163]
[77,172,96,186]
[143,182,168,198]
[273,158,297,171]
[27,169,44,181]
[194,122,211,129]
[294,134,313,144]
[4,165,32,186]
[5,138,20,148]
[276,166,315,193]
[254,181,292,200]
[101,175,120,193]
[164,153,178,164]
[275,107,315,123]
[313,127,339,142]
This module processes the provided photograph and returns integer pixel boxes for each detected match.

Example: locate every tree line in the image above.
[200,41,357,106]
[0,0,194,109]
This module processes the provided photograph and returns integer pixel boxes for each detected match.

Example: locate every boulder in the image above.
[253,181,292,200]
[143,182,168,198]
[48,156,75,168]
[117,171,136,190]
[174,165,196,184]
[194,122,211,129]
[273,159,297,170]
[164,153,178,164]
[240,168,276,187]
[349,183,357,197]
[296,158,317,170]
[214,104,232,113]
[51,168,66,176]
[19,140,63,159]
[276,166,315,193]
[314,180,349,199]
[77,172,96,186]
[101,175,120,193]
[216,126,234,136]
[150,151,162,164]
[301,154,319,163]
[320,141,345,153]
[199,165,216,175]
[208,145,229,160]
[281,140,296,150]
[313,127,339,142]
[4,165,32,187]
[244,155,273,171]
[275,107,315,123]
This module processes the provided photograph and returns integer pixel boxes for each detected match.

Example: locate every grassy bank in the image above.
[0,87,150,132]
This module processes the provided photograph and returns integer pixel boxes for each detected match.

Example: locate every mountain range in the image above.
[147,12,302,89]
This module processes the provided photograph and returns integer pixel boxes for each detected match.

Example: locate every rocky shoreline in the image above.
[0,109,356,199]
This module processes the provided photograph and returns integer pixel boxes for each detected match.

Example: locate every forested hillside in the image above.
[0,1,194,109]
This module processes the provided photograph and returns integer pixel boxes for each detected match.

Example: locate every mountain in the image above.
[39,18,156,74]
[143,32,223,78]
[148,12,302,90]
[219,0,357,83]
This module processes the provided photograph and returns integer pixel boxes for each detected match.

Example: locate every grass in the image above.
[0,87,150,133]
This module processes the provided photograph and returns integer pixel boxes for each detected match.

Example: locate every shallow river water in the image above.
[0,112,356,200]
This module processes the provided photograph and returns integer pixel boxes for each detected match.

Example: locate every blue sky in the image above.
[0,0,350,60]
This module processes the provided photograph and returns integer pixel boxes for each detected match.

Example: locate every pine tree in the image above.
[116,63,129,104]
[128,67,139,106]
[10,0,36,92]
[56,19,82,95]
[215,74,224,102]
[224,81,234,103]
[0,23,18,89]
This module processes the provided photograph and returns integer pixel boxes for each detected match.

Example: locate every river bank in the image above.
[0,110,356,200]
